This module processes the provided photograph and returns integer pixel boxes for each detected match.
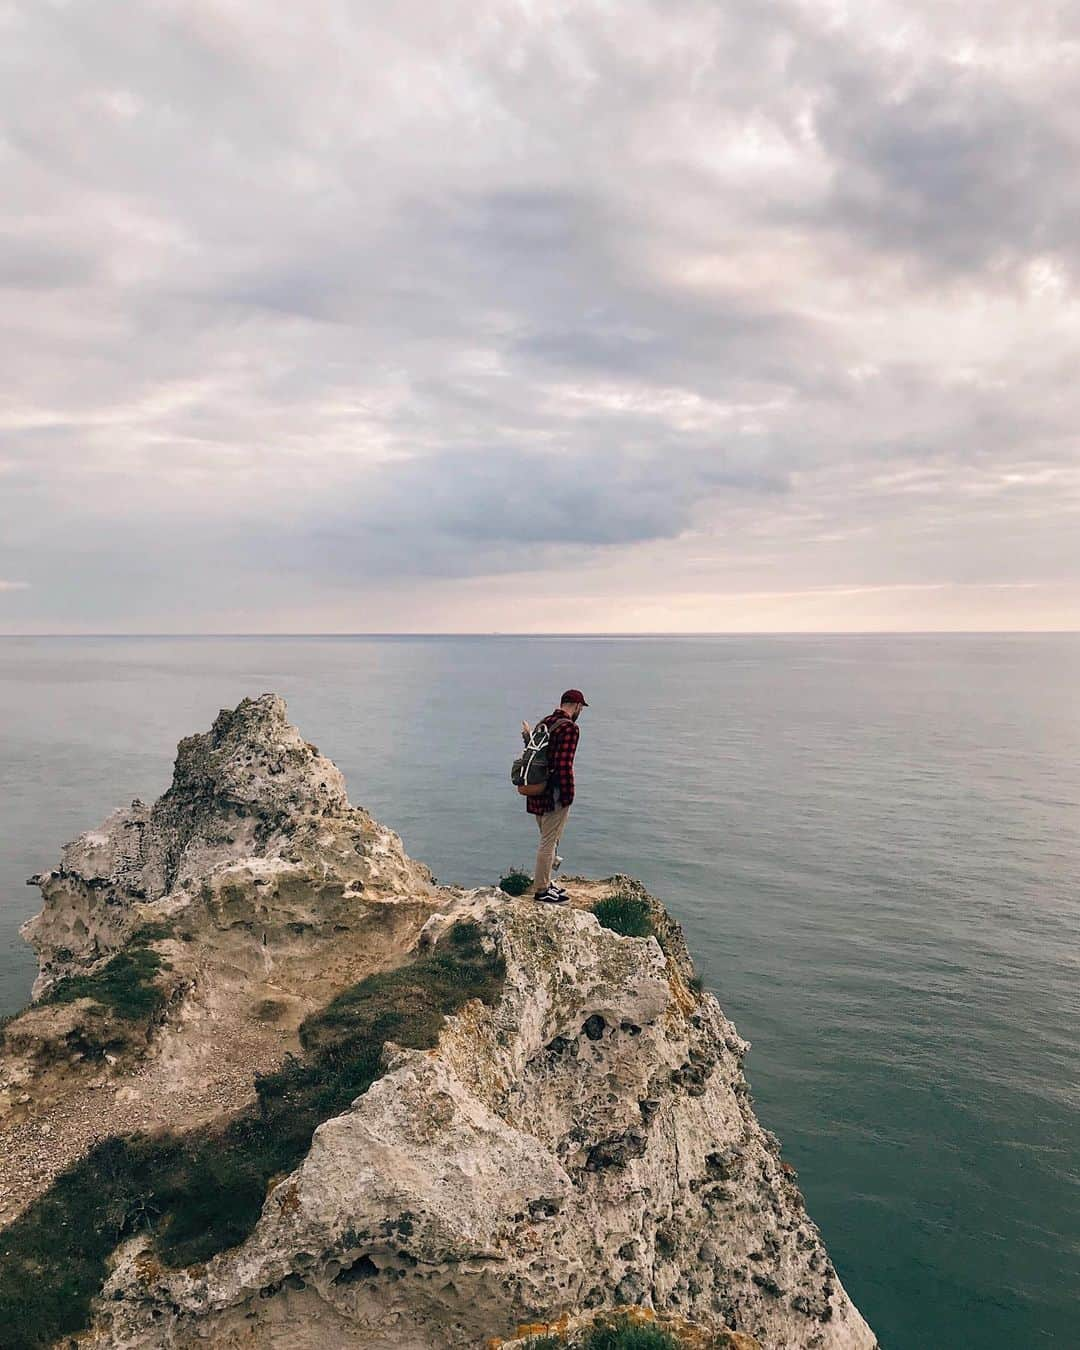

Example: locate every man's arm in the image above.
[552,720,580,806]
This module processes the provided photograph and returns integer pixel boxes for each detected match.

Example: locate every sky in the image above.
[1,0,1078,634]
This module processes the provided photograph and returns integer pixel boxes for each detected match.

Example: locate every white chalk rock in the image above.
[91,901,877,1350]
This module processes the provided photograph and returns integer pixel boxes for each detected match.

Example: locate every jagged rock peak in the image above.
[36,693,348,902]
[20,694,425,997]
[166,693,349,827]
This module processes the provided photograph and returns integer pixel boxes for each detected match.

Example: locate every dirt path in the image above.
[0,1011,294,1229]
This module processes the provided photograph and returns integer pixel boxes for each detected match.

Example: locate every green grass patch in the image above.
[0,921,504,1350]
[129,921,173,944]
[590,893,655,941]
[41,947,169,1022]
[498,867,533,897]
[581,1317,681,1350]
[522,1315,681,1350]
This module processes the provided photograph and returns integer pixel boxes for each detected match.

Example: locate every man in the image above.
[521,689,588,904]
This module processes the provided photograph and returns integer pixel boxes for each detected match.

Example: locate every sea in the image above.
[1,634,1077,1347]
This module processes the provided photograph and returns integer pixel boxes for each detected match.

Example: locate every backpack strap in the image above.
[526,720,551,752]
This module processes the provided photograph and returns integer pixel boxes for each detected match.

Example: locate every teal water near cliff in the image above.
[1,634,1077,1346]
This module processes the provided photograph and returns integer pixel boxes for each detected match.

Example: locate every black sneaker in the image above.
[551,883,569,900]
[533,886,568,904]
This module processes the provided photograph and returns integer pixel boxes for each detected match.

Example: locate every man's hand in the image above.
[521,720,531,739]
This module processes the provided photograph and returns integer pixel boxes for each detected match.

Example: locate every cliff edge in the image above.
[0,696,877,1350]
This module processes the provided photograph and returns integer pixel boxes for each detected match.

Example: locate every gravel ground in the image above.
[0,1018,290,1228]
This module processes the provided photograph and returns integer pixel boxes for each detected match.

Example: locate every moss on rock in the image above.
[590,894,656,941]
[40,947,169,1022]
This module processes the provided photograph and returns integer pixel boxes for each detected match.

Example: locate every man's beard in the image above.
[570,709,580,721]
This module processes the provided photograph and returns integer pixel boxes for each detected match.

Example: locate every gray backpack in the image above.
[511,715,567,797]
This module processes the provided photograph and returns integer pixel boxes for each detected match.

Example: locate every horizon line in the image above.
[2,629,1079,639]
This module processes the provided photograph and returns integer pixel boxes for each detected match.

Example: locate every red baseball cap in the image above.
[561,688,589,705]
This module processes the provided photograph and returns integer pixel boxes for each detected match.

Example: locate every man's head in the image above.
[559,688,589,721]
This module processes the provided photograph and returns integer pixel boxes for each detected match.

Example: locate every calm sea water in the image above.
[1,635,1077,1346]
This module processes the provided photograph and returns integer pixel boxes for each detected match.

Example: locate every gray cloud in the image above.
[1,0,1078,631]
[811,66,1080,278]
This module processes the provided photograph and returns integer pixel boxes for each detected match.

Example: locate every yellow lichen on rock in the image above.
[493,1305,763,1349]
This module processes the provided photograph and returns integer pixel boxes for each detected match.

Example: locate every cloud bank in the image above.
[2,0,1078,631]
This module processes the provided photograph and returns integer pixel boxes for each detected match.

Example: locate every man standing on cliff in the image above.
[521,689,587,904]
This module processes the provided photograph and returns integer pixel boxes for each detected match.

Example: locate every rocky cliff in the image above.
[0,696,877,1350]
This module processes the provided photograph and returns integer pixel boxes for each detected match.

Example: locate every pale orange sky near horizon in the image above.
[6,581,1078,636]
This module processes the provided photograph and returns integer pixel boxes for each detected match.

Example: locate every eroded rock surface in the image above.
[0,696,877,1350]
[88,897,875,1350]
[21,694,428,998]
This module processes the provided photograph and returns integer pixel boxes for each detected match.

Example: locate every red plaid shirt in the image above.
[525,711,580,815]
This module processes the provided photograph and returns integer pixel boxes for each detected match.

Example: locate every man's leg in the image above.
[550,811,568,875]
[534,806,570,893]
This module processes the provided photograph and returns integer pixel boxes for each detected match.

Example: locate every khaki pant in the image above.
[534,805,570,893]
